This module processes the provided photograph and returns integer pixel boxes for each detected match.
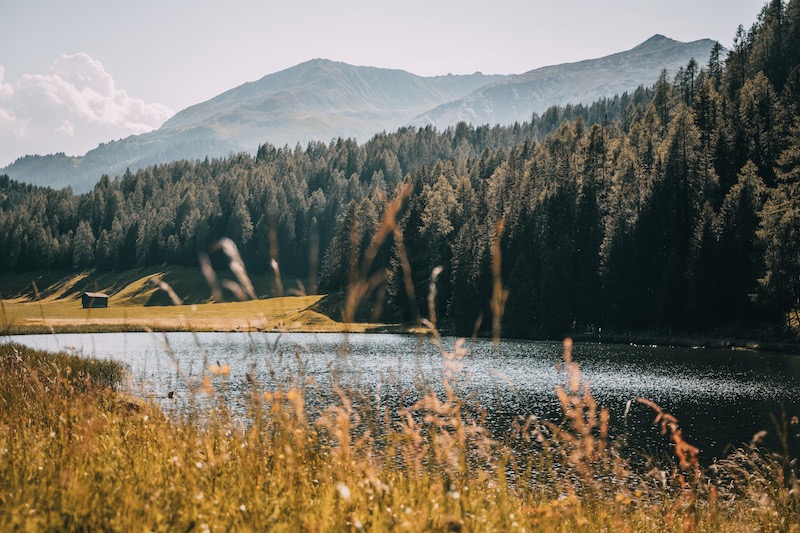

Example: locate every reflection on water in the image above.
[7,331,800,460]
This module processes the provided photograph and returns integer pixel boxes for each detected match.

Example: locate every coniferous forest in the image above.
[2,0,800,338]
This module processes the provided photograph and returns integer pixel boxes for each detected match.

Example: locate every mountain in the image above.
[2,60,500,192]
[411,35,718,129]
[1,36,717,192]
[158,59,502,155]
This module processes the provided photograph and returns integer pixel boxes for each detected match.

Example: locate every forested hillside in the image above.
[2,0,799,338]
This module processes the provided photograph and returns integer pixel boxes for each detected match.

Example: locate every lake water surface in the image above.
[7,331,800,461]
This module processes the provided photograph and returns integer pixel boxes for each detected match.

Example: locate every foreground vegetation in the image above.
[1,340,798,531]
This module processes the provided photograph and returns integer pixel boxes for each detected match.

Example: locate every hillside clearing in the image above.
[0,268,391,334]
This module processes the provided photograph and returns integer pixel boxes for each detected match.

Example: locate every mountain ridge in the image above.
[1,36,718,191]
[159,58,503,148]
[410,36,718,129]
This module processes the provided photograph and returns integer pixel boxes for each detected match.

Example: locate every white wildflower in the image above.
[336,483,351,500]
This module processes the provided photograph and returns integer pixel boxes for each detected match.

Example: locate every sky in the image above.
[0,0,766,167]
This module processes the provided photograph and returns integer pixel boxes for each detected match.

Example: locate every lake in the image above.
[6,331,800,461]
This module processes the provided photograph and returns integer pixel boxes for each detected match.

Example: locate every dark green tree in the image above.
[72,220,96,269]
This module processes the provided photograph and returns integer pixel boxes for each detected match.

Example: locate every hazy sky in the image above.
[0,0,765,166]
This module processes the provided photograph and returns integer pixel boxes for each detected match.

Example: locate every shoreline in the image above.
[569,331,800,355]
[0,322,414,336]
[3,319,799,355]
[3,269,797,355]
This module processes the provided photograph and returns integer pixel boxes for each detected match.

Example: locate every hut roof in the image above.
[82,291,109,298]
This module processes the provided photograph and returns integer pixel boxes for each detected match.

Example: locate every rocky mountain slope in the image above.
[411,35,718,128]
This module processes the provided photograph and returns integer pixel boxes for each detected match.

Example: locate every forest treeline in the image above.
[2,0,799,337]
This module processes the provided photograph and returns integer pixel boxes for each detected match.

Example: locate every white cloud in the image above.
[0,53,174,167]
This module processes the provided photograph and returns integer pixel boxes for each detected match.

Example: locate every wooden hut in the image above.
[81,291,109,308]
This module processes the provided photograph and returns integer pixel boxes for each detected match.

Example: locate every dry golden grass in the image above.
[0,267,391,335]
[1,294,350,333]
[1,338,798,531]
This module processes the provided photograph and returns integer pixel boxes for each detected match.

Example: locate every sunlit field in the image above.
[0,267,387,335]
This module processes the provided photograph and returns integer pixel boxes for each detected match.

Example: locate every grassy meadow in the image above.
[1,339,798,531]
[0,267,387,335]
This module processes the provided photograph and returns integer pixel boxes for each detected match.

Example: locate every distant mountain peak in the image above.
[640,34,676,45]
[301,58,341,69]
[633,34,717,52]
